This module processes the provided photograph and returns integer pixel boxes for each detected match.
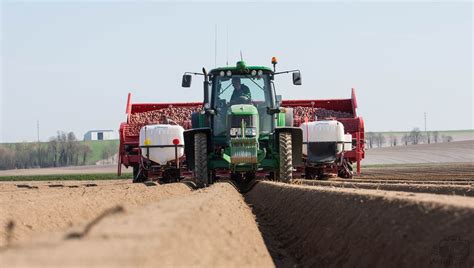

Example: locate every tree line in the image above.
[366,128,454,149]
[0,131,117,170]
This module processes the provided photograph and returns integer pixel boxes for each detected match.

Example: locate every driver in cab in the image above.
[230,77,251,104]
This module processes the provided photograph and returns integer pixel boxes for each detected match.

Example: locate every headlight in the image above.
[230,127,256,137]
[229,128,241,136]
[251,70,257,76]
[226,70,232,76]
[245,128,257,136]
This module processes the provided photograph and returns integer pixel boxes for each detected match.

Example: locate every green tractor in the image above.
[182,58,303,189]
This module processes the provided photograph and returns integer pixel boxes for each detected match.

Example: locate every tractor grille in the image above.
[230,115,257,128]
[230,138,258,164]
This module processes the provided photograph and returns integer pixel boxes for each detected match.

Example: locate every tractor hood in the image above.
[229,104,258,115]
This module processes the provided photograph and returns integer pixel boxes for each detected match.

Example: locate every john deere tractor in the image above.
[182,58,303,189]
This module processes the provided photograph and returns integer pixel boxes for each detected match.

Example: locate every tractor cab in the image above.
[210,62,275,139]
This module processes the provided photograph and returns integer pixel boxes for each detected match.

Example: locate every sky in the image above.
[1,1,472,143]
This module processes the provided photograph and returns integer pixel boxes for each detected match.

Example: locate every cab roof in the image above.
[210,61,273,74]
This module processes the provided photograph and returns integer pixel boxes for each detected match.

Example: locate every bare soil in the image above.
[0,163,473,267]
[295,179,474,196]
[0,183,273,268]
[246,181,474,267]
[364,140,474,165]
[360,162,474,181]
[0,180,191,247]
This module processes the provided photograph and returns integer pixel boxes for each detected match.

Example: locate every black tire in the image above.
[162,168,180,183]
[194,133,209,187]
[338,160,354,179]
[278,132,293,182]
[132,165,147,183]
[316,169,329,180]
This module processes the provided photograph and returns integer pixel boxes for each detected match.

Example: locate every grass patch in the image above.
[0,173,132,182]
[83,140,119,165]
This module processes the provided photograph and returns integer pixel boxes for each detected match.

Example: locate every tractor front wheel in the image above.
[194,133,209,187]
[278,132,293,182]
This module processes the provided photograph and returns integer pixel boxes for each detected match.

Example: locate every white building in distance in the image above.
[83,130,117,141]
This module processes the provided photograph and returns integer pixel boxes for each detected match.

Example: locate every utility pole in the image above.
[424,112,430,144]
[424,112,427,132]
[37,120,41,167]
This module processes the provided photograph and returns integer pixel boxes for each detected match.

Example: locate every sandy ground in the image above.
[246,181,474,267]
[0,180,191,247]
[359,162,474,180]
[0,183,273,268]
[0,163,473,267]
[295,179,474,196]
[364,140,474,165]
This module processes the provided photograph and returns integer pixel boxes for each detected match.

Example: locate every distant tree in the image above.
[102,142,118,160]
[408,127,422,145]
[0,131,94,170]
[66,132,78,165]
[389,134,398,147]
[48,138,58,167]
[366,132,376,149]
[80,145,92,165]
[432,131,440,143]
[375,133,386,148]
[0,146,16,170]
[402,133,409,146]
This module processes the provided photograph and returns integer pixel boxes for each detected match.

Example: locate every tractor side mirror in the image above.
[292,72,302,85]
[182,74,192,87]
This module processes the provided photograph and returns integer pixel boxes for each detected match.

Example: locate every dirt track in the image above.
[1,163,473,267]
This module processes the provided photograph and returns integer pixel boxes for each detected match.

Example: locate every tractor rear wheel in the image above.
[278,132,293,182]
[194,133,209,187]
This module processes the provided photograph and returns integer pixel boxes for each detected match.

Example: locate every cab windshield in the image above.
[211,73,274,136]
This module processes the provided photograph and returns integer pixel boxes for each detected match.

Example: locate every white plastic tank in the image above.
[300,120,345,155]
[344,134,353,152]
[139,124,184,165]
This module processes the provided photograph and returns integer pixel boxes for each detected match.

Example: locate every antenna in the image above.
[226,25,229,66]
[240,50,243,61]
[214,24,217,67]
[37,120,40,167]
